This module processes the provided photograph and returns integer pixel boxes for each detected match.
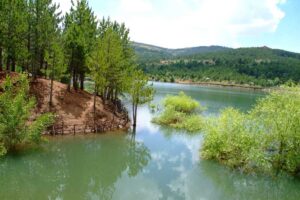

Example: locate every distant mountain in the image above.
[132,42,231,62]
[132,42,300,62]
[134,42,300,87]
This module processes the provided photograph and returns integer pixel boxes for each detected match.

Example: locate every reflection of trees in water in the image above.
[200,160,300,200]
[0,134,151,200]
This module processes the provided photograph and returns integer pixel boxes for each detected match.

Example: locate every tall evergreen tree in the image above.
[27,0,62,77]
[64,0,97,90]
[1,0,28,72]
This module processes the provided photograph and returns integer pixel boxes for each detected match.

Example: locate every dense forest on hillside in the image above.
[134,43,300,87]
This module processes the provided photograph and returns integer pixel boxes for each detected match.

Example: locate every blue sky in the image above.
[56,0,300,52]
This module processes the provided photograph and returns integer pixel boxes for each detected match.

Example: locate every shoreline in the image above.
[30,78,130,136]
[152,79,273,91]
[176,80,264,90]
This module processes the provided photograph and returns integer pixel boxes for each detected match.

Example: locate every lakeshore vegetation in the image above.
[0,74,54,156]
[0,0,153,156]
[152,92,204,132]
[0,0,299,181]
[152,86,300,177]
[134,43,300,87]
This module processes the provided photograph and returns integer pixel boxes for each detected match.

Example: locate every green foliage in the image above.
[0,74,54,156]
[63,0,98,90]
[128,70,154,127]
[138,46,300,87]
[202,86,300,176]
[152,92,204,133]
[88,18,136,101]
[201,108,259,170]
[163,91,200,113]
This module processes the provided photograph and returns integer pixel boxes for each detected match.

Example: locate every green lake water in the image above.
[1,82,300,200]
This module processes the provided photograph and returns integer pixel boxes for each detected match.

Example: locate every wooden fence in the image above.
[45,119,129,136]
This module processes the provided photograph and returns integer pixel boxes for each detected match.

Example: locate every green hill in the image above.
[132,42,230,62]
[134,43,300,87]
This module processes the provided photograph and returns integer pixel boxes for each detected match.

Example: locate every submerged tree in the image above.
[128,70,154,129]
[0,74,54,156]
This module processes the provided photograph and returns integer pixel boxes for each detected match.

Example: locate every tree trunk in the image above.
[72,68,78,90]
[80,72,84,90]
[45,62,48,79]
[49,56,55,108]
[132,102,138,128]
[93,85,97,132]
[134,104,138,127]
[26,24,31,72]
[67,79,71,92]
[49,76,54,108]
[11,59,16,72]
[0,46,3,71]
[6,57,11,71]
[40,53,44,71]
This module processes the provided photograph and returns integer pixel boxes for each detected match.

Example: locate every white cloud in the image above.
[54,0,72,14]
[110,0,286,48]
[53,0,287,48]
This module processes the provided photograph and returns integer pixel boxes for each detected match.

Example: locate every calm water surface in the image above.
[1,82,300,200]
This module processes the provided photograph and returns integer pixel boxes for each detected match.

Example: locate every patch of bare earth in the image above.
[30,78,130,135]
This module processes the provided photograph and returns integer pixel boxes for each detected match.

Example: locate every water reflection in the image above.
[198,160,300,200]
[0,134,151,200]
[0,82,299,200]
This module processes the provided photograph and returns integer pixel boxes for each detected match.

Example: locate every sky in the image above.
[54,0,300,52]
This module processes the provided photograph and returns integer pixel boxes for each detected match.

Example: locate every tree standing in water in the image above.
[128,70,154,131]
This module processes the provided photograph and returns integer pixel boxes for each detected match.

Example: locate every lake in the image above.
[1,82,299,200]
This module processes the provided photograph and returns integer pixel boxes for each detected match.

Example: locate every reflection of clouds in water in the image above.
[151,151,168,170]
[172,135,202,164]
[136,106,160,135]
[113,172,163,200]
[168,165,220,200]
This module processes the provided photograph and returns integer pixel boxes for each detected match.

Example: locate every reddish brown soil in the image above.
[29,78,130,134]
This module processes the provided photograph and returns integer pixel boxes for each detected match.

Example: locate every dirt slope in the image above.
[30,78,130,134]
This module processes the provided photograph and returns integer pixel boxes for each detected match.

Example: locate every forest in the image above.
[0,0,153,156]
[135,43,300,87]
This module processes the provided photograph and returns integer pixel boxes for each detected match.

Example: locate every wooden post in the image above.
[52,126,55,135]
[62,121,64,135]
[73,125,76,135]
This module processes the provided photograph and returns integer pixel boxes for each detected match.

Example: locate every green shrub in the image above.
[152,92,205,132]
[0,74,54,156]
[174,115,204,132]
[201,86,300,176]
[163,91,202,113]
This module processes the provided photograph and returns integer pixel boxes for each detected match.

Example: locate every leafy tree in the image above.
[97,18,136,102]
[128,70,154,129]
[0,74,54,156]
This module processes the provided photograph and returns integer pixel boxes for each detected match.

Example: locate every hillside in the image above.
[132,42,230,62]
[30,78,130,135]
[135,43,300,87]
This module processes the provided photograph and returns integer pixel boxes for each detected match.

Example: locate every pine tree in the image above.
[28,0,62,77]
[64,0,97,91]
[45,38,66,108]
[2,0,28,72]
